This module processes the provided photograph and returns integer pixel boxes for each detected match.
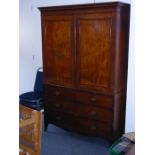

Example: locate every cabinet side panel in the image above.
[113,91,126,141]
[114,7,130,92]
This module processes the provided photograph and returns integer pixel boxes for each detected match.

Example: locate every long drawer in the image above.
[46,109,112,138]
[46,100,113,124]
[46,110,74,130]
[44,85,113,109]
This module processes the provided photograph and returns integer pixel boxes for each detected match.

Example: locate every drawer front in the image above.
[46,100,113,124]
[44,85,75,101]
[76,91,113,109]
[75,118,112,137]
[45,109,112,138]
[46,110,74,129]
[44,85,113,109]
[77,105,113,123]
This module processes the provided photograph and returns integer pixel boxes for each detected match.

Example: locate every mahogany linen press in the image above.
[39,2,130,143]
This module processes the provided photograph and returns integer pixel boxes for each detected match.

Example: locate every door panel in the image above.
[77,14,114,91]
[43,16,75,87]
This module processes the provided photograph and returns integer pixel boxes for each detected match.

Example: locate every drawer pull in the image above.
[55,103,61,108]
[73,113,79,117]
[91,97,96,102]
[90,125,97,130]
[55,91,60,95]
[91,111,97,117]
[55,116,62,121]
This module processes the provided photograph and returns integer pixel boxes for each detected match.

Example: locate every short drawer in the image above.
[46,100,76,113]
[44,85,75,101]
[75,118,112,137]
[46,110,74,128]
[76,105,113,124]
[76,91,113,109]
[46,100,113,124]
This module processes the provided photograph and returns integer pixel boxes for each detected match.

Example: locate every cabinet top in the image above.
[38,2,130,12]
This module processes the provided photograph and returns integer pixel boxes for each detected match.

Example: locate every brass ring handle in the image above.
[90,125,97,130]
[91,97,96,102]
[91,111,97,117]
[55,90,60,95]
[55,103,61,108]
[56,116,62,121]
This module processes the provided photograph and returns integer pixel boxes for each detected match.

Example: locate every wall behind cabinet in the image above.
[95,0,130,3]
[19,0,134,132]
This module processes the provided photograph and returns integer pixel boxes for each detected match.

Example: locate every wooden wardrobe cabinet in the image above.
[39,2,130,142]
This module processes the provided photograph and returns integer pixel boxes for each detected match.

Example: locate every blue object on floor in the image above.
[19,67,43,110]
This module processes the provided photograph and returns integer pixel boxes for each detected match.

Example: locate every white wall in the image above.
[19,0,135,132]
[125,0,135,132]
[19,0,36,94]
[95,0,130,3]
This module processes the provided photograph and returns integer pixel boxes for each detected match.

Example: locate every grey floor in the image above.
[41,121,110,155]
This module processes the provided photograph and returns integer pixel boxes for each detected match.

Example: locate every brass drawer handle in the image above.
[55,116,62,121]
[90,125,97,130]
[55,90,60,95]
[73,113,79,117]
[91,111,97,117]
[55,103,61,108]
[91,97,96,102]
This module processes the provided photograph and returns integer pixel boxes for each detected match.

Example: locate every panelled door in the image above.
[42,15,75,87]
[76,13,115,92]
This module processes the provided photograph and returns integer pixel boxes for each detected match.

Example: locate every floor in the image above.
[41,122,110,155]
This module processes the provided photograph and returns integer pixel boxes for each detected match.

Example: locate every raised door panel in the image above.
[77,14,115,91]
[42,15,75,87]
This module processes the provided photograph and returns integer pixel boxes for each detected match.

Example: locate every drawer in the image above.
[44,85,113,109]
[46,110,74,129]
[76,91,113,109]
[76,105,113,124]
[75,118,112,137]
[46,109,112,138]
[44,85,75,101]
[46,100,76,113]
[46,100,113,124]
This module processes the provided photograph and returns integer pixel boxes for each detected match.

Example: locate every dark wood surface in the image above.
[42,15,75,87]
[40,2,130,143]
